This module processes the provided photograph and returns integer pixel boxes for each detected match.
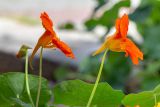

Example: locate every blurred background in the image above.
[0,0,160,93]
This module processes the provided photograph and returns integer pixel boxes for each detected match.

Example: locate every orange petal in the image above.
[116,18,121,31]
[29,31,53,69]
[43,41,56,48]
[120,14,129,38]
[38,31,53,46]
[40,12,54,34]
[114,18,121,38]
[93,41,109,56]
[29,43,41,69]
[93,36,113,56]
[52,38,75,59]
[92,43,108,56]
[124,39,143,65]
[40,12,59,40]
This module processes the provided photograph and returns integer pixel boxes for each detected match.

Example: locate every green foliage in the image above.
[122,84,160,107]
[94,0,109,11]
[129,0,160,93]
[85,18,99,31]
[53,79,124,107]
[12,98,32,107]
[80,52,132,89]
[54,66,95,83]
[0,72,51,107]
[130,0,160,35]
[53,67,70,82]
[129,5,151,24]
[85,0,130,30]
[103,52,132,88]
[98,0,130,28]
[0,72,159,107]
[143,26,160,59]
[137,61,160,91]
[1,0,160,106]
[58,22,75,30]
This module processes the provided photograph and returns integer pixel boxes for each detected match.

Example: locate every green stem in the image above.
[25,50,35,107]
[154,94,157,106]
[86,50,108,107]
[36,47,43,107]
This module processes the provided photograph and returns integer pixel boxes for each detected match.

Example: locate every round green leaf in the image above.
[0,72,51,107]
[53,79,124,107]
[122,84,160,107]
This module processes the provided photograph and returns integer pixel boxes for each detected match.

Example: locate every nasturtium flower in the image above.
[29,12,74,66]
[93,14,143,65]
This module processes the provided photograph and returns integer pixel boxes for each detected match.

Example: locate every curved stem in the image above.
[25,50,35,107]
[86,50,108,107]
[36,47,43,107]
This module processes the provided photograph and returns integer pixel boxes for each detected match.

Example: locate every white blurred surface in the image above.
[0,18,99,65]
[0,0,97,65]
[0,0,96,24]
[0,0,143,66]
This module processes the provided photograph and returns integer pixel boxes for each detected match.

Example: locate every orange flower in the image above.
[29,12,74,67]
[93,14,143,65]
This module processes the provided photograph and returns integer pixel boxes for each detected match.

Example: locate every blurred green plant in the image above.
[0,72,159,107]
[81,0,160,93]
[51,0,160,100]
[58,22,75,30]
[85,0,130,31]
[53,79,124,107]
[122,84,160,107]
[0,72,51,107]
[53,66,95,83]
[80,52,132,90]
[1,0,159,106]
[129,0,160,92]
